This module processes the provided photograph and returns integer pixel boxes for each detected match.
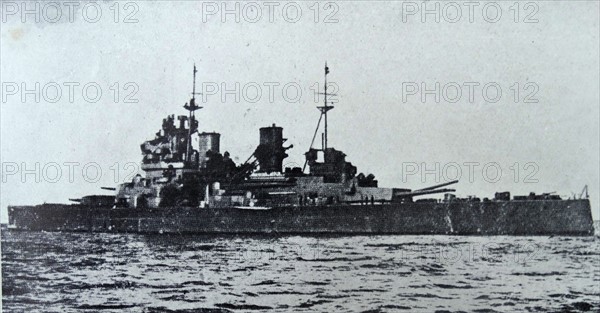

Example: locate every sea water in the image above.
[2,227,599,312]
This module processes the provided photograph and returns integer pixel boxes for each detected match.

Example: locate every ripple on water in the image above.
[2,232,599,312]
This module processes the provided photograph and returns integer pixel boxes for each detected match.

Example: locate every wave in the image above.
[297,299,332,308]
[511,271,565,276]
[296,256,375,262]
[397,293,454,299]
[433,283,474,289]
[144,307,232,313]
[77,304,137,310]
[215,303,272,310]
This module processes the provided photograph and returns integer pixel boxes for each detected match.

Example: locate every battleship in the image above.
[7,65,595,236]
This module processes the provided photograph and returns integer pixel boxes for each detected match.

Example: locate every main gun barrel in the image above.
[415,180,459,192]
[396,188,456,198]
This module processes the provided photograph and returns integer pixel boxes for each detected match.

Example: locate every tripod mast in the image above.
[303,63,337,172]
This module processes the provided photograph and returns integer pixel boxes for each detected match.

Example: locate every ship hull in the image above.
[7,200,594,236]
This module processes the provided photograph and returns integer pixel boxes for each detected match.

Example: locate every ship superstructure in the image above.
[114,65,455,210]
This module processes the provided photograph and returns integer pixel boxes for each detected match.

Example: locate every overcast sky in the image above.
[1,0,599,221]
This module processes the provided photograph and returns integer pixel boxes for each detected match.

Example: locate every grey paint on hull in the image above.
[7,199,594,236]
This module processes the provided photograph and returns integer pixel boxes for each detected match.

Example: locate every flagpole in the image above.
[324,62,328,151]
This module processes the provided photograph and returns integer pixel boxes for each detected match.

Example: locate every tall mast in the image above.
[184,64,203,165]
[302,63,337,172]
[317,62,335,151]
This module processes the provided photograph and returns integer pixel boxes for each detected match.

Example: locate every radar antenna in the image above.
[184,64,203,164]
